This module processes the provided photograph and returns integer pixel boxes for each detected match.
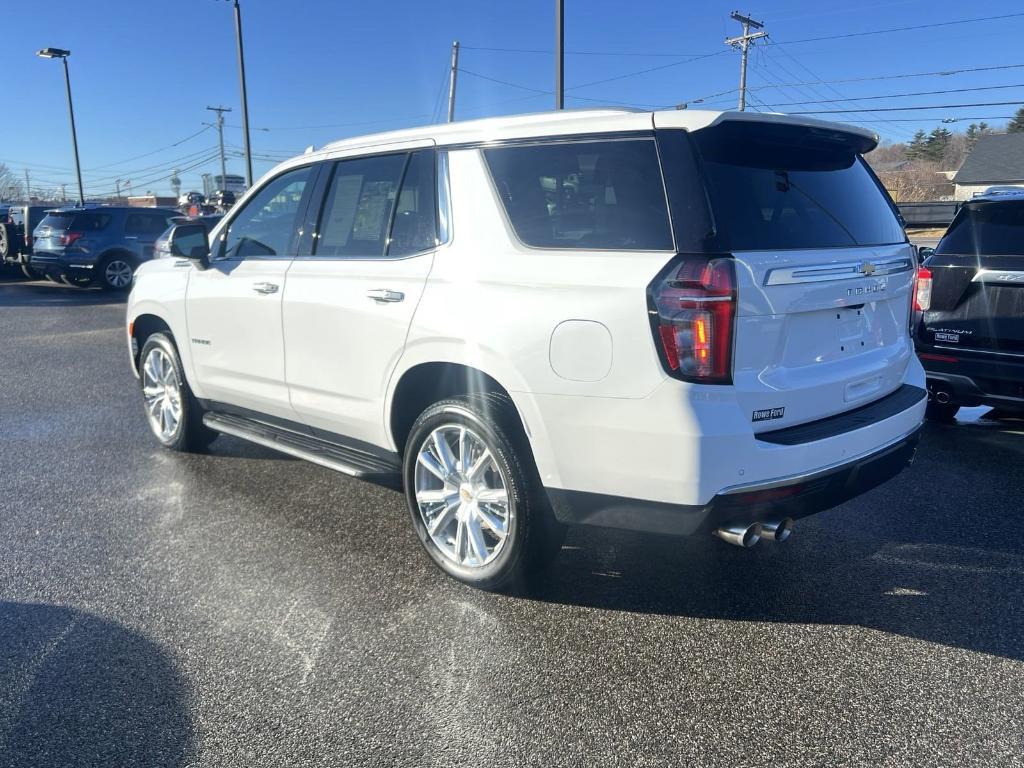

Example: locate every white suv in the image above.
[127,108,926,590]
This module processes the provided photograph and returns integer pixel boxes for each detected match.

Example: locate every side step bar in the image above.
[203,412,402,484]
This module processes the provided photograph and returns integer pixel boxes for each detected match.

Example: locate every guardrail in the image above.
[897,201,960,228]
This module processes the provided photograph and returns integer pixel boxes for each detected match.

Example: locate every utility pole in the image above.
[23,169,30,201]
[115,179,122,199]
[206,105,232,192]
[725,11,766,112]
[60,184,66,202]
[447,41,460,123]
[555,0,564,109]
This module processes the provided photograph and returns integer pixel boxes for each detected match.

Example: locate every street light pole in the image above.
[555,0,564,110]
[227,0,254,188]
[37,48,84,205]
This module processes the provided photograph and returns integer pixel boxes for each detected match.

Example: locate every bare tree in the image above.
[876,161,953,202]
[0,163,25,201]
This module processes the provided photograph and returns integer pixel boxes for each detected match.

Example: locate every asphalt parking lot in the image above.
[2,278,1023,768]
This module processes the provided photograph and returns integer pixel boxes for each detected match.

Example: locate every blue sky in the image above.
[2,0,1023,198]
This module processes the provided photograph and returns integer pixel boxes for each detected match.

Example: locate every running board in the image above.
[203,412,402,483]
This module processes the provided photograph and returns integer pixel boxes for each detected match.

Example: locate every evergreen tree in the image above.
[922,127,952,162]
[1008,106,1024,134]
[906,129,928,160]
[966,122,991,150]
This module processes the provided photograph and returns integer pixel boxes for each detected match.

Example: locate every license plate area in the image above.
[781,305,878,368]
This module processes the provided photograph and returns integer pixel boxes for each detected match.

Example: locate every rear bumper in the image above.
[30,251,98,281]
[918,347,1024,410]
[547,425,922,536]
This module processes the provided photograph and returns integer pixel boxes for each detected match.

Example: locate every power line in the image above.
[461,44,718,58]
[872,116,1016,123]
[82,125,214,172]
[568,50,732,91]
[772,11,1024,46]
[790,100,1024,114]
[762,41,917,138]
[765,82,1024,107]
[681,62,1024,106]
[457,68,666,109]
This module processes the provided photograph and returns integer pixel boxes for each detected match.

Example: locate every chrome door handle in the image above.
[252,282,279,295]
[366,288,405,303]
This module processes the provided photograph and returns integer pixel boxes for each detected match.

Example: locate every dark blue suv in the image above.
[31,206,178,290]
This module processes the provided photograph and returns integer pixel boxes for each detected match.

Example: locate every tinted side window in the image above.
[936,201,1024,257]
[71,213,112,232]
[314,154,407,258]
[125,213,171,235]
[221,166,312,259]
[388,150,437,256]
[483,139,673,250]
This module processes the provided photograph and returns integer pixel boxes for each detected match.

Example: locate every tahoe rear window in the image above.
[935,201,1024,256]
[689,122,905,251]
[483,139,673,251]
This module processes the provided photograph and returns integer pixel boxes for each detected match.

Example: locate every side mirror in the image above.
[917,246,935,263]
[168,222,210,270]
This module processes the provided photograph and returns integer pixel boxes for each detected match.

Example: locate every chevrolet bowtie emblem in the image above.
[860,262,877,276]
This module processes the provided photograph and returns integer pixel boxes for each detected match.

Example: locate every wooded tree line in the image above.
[867,106,1024,202]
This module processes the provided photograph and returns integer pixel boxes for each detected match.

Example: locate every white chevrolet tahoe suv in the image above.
[127,108,926,590]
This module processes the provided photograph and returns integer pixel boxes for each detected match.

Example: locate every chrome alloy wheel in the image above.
[142,347,183,441]
[105,259,133,289]
[414,425,511,568]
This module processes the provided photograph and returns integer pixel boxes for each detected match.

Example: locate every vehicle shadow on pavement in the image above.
[528,417,1024,662]
[0,601,194,767]
[0,281,126,308]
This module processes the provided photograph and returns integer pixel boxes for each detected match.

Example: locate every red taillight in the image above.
[60,231,83,247]
[649,256,736,383]
[913,266,932,312]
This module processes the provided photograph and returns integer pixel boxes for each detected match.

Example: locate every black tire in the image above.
[0,223,15,260]
[925,400,960,422]
[138,333,216,452]
[403,393,565,592]
[97,253,136,291]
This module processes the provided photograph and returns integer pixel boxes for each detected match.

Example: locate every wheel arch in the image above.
[389,362,512,454]
[99,247,137,262]
[129,313,172,372]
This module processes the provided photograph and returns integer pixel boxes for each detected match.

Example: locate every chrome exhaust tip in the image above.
[760,518,793,543]
[713,522,763,548]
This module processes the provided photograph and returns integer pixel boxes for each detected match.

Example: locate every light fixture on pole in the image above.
[36,47,84,205]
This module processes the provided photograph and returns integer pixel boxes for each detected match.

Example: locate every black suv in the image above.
[914,190,1024,419]
[30,206,178,290]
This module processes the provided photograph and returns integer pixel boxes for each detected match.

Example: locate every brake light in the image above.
[648,256,736,383]
[913,266,932,312]
[60,232,83,247]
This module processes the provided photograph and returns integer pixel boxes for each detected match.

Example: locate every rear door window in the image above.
[71,212,112,232]
[689,122,905,251]
[314,153,408,258]
[482,139,674,251]
[935,201,1024,256]
[125,213,173,236]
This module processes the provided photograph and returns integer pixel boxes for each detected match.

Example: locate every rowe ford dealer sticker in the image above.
[752,407,786,423]
[932,327,972,344]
